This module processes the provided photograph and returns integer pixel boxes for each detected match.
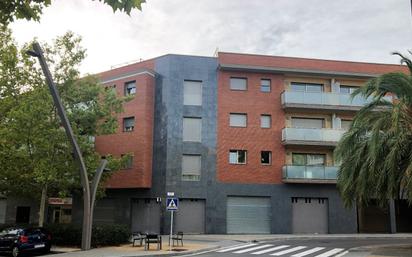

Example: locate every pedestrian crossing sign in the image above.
[166,198,179,211]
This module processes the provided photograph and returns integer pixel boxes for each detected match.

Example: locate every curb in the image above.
[347,243,412,252]
[122,245,222,257]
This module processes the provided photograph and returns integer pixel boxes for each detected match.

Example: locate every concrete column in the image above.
[389,199,397,233]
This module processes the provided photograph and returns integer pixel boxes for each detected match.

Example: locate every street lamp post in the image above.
[27,42,107,250]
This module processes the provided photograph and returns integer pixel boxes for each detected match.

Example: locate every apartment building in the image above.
[4,52,410,233]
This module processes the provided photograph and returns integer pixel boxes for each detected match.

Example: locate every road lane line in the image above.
[292,247,325,257]
[334,250,349,257]
[217,243,258,252]
[251,245,290,255]
[270,246,307,256]
[234,244,273,253]
[314,248,344,257]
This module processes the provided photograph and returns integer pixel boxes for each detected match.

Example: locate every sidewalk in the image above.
[345,244,412,257]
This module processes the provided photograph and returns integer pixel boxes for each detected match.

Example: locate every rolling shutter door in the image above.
[292,197,328,234]
[174,199,205,234]
[227,197,271,234]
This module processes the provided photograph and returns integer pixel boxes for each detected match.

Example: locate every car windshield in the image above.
[0,228,20,236]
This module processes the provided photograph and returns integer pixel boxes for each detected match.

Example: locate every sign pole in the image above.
[169,210,174,251]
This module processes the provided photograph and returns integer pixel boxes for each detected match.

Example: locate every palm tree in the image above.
[335,53,412,208]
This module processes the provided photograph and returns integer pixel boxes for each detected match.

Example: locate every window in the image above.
[182,155,201,181]
[123,117,135,132]
[183,117,202,142]
[340,85,358,94]
[291,117,324,129]
[261,151,272,165]
[341,120,352,130]
[184,80,202,106]
[260,79,271,92]
[230,113,247,127]
[291,82,323,93]
[124,81,136,96]
[229,150,247,164]
[230,77,247,90]
[292,153,325,166]
[261,115,271,128]
[121,154,133,169]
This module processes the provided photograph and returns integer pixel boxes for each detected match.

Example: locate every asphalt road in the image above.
[181,238,412,257]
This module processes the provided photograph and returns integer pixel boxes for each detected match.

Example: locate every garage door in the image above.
[292,197,328,234]
[131,199,161,234]
[174,199,205,234]
[227,197,271,234]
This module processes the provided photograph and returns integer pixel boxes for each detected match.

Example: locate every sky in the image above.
[10,0,412,75]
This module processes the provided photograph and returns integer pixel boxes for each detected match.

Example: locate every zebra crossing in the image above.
[216,243,348,257]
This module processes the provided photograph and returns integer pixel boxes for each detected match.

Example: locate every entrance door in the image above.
[131,199,161,234]
[174,199,205,234]
[16,206,30,224]
[227,197,271,234]
[292,197,328,234]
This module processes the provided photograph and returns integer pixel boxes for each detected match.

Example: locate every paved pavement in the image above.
[5,234,409,257]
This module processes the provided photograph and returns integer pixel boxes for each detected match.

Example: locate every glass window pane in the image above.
[292,154,306,165]
[307,154,325,165]
[230,78,247,90]
[261,151,271,164]
[340,85,357,94]
[341,120,352,130]
[229,151,237,164]
[260,79,271,92]
[123,117,135,131]
[184,81,202,106]
[238,150,246,164]
[183,118,202,142]
[261,115,271,128]
[291,83,306,92]
[124,81,136,95]
[306,84,323,92]
[291,118,324,128]
[230,113,247,127]
[182,155,201,176]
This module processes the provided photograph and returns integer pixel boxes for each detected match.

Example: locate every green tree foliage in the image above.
[0,0,146,25]
[335,53,412,207]
[0,26,128,223]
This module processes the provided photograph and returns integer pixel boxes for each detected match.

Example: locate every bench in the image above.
[144,234,162,250]
[171,231,183,247]
[132,232,145,247]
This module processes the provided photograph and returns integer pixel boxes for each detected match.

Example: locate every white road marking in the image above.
[217,243,258,252]
[334,250,349,257]
[292,247,325,257]
[314,248,344,257]
[270,246,307,256]
[251,245,290,255]
[234,244,273,253]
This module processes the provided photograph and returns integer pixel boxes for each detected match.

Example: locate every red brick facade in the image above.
[95,60,155,188]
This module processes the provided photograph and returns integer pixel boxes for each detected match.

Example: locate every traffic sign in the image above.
[166,198,179,211]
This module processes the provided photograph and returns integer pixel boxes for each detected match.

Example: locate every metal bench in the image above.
[144,234,162,250]
[132,232,145,247]
[171,231,183,247]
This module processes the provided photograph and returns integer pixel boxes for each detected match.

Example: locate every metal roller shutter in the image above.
[131,199,161,234]
[292,197,328,234]
[227,197,271,234]
[174,199,205,234]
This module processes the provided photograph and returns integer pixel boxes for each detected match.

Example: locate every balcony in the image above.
[282,165,338,184]
[282,127,346,146]
[281,91,392,111]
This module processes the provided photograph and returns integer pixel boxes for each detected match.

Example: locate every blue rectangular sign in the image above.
[166,198,179,211]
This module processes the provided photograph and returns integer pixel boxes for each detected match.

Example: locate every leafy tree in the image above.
[0,26,128,226]
[335,53,412,208]
[0,0,146,25]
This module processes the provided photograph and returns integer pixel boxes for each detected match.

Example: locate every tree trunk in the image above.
[38,186,47,227]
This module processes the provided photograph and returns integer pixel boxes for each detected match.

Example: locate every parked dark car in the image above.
[0,227,51,257]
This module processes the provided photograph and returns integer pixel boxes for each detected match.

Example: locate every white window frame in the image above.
[230,113,247,127]
[260,79,271,92]
[124,81,136,96]
[183,117,202,142]
[183,80,202,106]
[229,150,247,164]
[261,151,272,165]
[230,77,247,91]
[123,117,135,132]
[260,114,271,128]
[182,154,201,181]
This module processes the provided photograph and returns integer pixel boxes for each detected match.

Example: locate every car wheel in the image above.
[12,246,20,257]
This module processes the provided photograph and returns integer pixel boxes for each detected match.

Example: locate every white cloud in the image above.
[10,0,412,74]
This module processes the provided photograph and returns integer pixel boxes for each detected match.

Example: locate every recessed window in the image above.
[261,151,272,165]
[340,85,358,94]
[123,117,135,132]
[292,153,325,166]
[183,117,202,142]
[230,77,247,90]
[121,154,133,169]
[184,80,202,106]
[260,79,271,92]
[291,82,323,93]
[229,150,247,164]
[124,81,136,96]
[230,113,247,127]
[182,155,201,181]
[291,117,324,129]
[341,119,352,130]
[261,115,271,128]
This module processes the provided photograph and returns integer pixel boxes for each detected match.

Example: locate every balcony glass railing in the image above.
[282,165,339,180]
[281,91,392,108]
[282,128,346,143]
